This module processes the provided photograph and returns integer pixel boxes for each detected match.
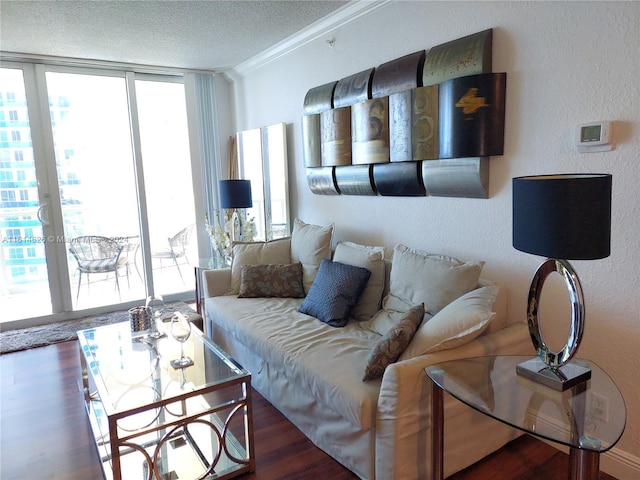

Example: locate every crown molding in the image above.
[230,0,390,78]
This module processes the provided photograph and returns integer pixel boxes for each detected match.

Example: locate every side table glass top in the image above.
[426,355,626,453]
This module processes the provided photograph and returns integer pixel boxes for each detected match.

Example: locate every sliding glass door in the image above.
[44,71,144,310]
[0,63,197,326]
[0,67,53,320]
[135,78,196,293]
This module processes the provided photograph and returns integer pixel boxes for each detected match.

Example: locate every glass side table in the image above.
[78,321,254,480]
[426,355,625,480]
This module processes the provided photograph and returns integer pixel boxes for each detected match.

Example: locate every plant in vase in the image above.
[243,214,257,242]
[205,210,231,263]
[206,210,258,264]
[205,208,258,263]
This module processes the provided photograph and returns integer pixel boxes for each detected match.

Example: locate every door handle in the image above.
[37,204,50,226]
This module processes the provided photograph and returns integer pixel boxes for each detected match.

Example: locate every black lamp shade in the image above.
[219,180,252,209]
[512,174,612,260]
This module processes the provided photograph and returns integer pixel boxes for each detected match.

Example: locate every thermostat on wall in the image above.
[575,121,613,152]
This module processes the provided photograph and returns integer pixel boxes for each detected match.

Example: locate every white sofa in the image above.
[202,220,533,479]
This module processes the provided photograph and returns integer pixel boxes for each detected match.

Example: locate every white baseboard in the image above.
[541,438,640,479]
[533,411,640,479]
[600,446,640,479]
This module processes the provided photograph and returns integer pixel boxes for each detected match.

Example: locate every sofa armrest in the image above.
[202,268,231,298]
[375,323,533,479]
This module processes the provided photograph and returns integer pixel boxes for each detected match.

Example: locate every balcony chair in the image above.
[68,236,128,301]
[151,224,194,283]
[117,235,142,284]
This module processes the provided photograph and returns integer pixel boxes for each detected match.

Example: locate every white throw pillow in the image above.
[229,238,291,294]
[398,285,497,360]
[384,244,484,316]
[290,218,333,294]
[333,241,385,321]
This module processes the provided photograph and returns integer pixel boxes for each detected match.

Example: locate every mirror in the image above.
[237,122,290,241]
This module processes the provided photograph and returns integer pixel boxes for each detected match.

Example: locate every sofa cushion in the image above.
[363,303,424,381]
[399,285,497,360]
[229,238,291,294]
[238,263,305,298]
[360,306,431,336]
[290,218,333,294]
[333,241,386,321]
[384,244,484,316]
[206,295,382,430]
[298,258,371,327]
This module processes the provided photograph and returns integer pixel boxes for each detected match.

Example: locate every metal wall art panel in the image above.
[304,81,337,114]
[389,90,412,162]
[373,161,426,196]
[439,72,506,159]
[389,86,439,162]
[334,165,376,196]
[422,29,493,86]
[302,114,322,168]
[307,167,339,195]
[352,97,390,165]
[422,157,489,198]
[320,107,352,166]
[333,68,375,108]
[412,85,439,161]
[371,50,426,98]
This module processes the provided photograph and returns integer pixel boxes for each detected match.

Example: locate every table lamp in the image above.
[512,173,612,391]
[219,179,252,242]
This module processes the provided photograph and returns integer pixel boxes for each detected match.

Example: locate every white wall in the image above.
[229,1,639,475]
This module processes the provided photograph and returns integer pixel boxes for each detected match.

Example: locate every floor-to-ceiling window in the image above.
[0,62,199,326]
[0,66,53,319]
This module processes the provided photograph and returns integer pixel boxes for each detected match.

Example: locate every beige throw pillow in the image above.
[384,244,484,316]
[399,285,497,361]
[229,238,291,294]
[290,218,333,294]
[333,241,385,321]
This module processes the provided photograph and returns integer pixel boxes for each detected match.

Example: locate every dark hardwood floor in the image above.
[0,340,617,480]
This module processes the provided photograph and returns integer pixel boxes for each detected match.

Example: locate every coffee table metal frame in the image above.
[78,321,255,480]
[426,355,625,480]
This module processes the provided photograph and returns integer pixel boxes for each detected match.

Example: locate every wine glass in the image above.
[169,313,193,369]
[145,295,164,338]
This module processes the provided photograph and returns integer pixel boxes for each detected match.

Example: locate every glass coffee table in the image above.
[426,355,625,480]
[78,321,254,480]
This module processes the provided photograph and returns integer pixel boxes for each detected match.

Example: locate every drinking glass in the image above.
[169,313,193,368]
[145,295,164,337]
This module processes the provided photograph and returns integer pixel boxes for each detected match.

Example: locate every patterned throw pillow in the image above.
[229,238,292,294]
[363,303,425,381]
[238,263,305,298]
[298,258,371,327]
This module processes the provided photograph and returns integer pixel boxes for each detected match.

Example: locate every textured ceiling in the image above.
[0,0,349,71]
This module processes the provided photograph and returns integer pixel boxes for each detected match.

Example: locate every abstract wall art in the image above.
[302,28,505,198]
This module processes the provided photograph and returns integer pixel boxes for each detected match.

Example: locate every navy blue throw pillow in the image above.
[298,258,371,327]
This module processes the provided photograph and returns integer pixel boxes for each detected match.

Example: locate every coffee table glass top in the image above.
[78,321,248,415]
[426,355,625,453]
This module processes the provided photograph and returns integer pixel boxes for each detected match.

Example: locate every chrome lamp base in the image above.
[516,357,591,391]
[517,258,591,391]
